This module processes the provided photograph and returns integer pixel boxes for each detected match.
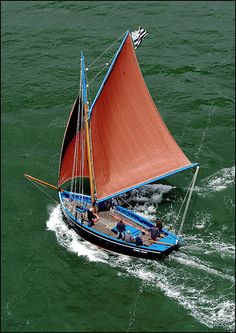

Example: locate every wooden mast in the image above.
[84,102,95,205]
[81,53,96,206]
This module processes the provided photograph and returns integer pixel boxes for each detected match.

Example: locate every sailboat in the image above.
[25,30,199,260]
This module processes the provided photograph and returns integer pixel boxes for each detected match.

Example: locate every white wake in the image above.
[46,201,235,332]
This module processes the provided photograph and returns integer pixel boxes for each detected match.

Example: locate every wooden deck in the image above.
[63,198,155,246]
[92,211,153,246]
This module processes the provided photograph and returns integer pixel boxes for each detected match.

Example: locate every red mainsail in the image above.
[90,33,192,201]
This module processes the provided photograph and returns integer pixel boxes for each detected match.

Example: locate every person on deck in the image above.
[108,198,116,213]
[116,219,126,239]
[150,219,164,241]
[135,233,143,246]
[150,225,160,241]
[87,207,99,227]
[156,220,163,235]
[124,230,134,243]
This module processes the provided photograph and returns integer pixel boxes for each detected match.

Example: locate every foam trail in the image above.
[111,259,235,332]
[195,166,235,196]
[183,233,235,259]
[172,253,234,283]
[46,205,110,263]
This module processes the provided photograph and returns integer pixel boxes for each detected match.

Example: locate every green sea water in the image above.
[1,1,235,332]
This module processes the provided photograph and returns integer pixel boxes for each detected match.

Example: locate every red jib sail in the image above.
[90,33,192,201]
[58,95,89,186]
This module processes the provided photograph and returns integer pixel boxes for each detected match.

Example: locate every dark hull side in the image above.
[61,207,176,260]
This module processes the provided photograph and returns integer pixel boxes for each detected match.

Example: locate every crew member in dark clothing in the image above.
[156,220,163,233]
[87,207,99,227]
[116,219,126,239]
[135,233,143,246]
[150,225,160,241]
[150,219,163,240]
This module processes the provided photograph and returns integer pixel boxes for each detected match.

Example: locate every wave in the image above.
[46,205,110,263]
[121,184,175,221]
[125,183,174,203]
[195,166,235,196]
[48,116,66,128]
[46,204,235,332]
[172,252,234,283]
[183,234,235,261]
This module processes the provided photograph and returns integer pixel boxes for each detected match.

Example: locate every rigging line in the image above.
[87,61,110,86]
[173,167,199,231]
[81,56,88,195]
[87,31,126,69]
[174,174,196,232]
[85,68,92,108]
[81,113,85,197]
[70,108,78,195]
[86,62,109,71]
[80,96,85,201]
[84,60,92,112]
[78,89,85,197]
[87,39,122,86]
[118,196,133,209]
[27,178,59,204]
[177,166,200,235]
[75,102,82,194]
[88,113,97,200]
[74,100,84,193]
[173,176,195,230]
[72,64,83,195]
[78,126,82,195]
[70,76,82,196]
[194,103,215,161]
